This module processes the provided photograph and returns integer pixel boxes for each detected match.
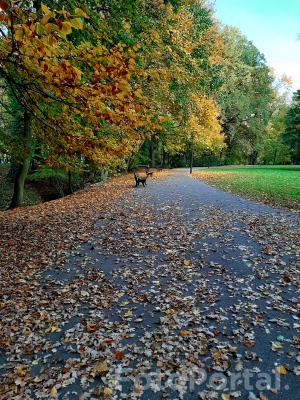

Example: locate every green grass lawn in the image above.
[193,165,300,210]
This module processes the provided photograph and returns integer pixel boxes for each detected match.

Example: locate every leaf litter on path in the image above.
[0,170,300,399]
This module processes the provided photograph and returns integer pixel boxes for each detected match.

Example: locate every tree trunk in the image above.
[254,151,258,165]
[162,149,167,168]
[150,140,155,167]
[125,153,133,172]
[184,152,188,167]
[166,153,170,168]
[68,170,73,194]
[8,160,18,183]
[248,151,257,165]
[273,148,278,165]
[189,142,194,174]
[9,111,33,209]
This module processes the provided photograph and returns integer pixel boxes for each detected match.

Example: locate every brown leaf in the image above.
[115,350,125,360]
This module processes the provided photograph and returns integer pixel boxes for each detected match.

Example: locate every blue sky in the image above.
[214,0,300,91]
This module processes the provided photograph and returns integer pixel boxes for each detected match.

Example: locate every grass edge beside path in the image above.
[193,166,300,212]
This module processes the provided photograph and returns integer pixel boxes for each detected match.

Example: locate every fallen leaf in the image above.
[50,386,58,398]
[276,365,287,375]
[179,330,189,337]
[103,387,113,398]
[91,362,109,377]
[115,350,125,360]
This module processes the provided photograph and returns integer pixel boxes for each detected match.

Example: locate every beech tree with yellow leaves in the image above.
[131,0,225,169]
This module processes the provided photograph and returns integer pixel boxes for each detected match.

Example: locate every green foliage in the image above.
[258,111,291,165]
[130,143,151,168]
[218,27,274,164]
[27,167,70,182]
[259,139,291,165]
[283,90,300,163]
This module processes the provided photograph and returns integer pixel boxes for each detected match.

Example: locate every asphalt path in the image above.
[1,169,300,400]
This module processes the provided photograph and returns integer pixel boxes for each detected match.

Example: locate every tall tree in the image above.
[0,1,150,207]
[217,27,274,164]
[137,0,224,168]
[283,90,300,164]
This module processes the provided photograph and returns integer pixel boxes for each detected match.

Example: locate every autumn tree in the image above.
[132,0,224,169]
[0,1,150,207]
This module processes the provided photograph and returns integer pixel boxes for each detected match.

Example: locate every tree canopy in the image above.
[283,90,300,163]
[0,0,297,207]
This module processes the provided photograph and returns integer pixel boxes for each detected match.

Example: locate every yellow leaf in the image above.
[75,8,88,18]
[44,23,55,34]
[183,259,191,267]
[124,310,133,318]
[103,387,113,398]
[41,3,50,14]
[98,363,109,373]
[70,18,83,30]
[116,92,126,101]
[51,326,59,332]
[276,365,287,375]
[60,21,72,37]
[33,375,46,383]
[50,386,57,398]
[45,326,59,334]
[260,395,268,400]
[41,11,54,25]
[15,28,24,41]
[222,395,230,400]
[179,330,189,337]
[212,350,223,359]
[91,362,109,377]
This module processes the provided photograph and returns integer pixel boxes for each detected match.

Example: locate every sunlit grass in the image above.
[193,165,300,210]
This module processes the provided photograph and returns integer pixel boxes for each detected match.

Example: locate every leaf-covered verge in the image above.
[0,172,159,292]
[0,171,170,398]
[0,170,167,285]
[193,166,300,211]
